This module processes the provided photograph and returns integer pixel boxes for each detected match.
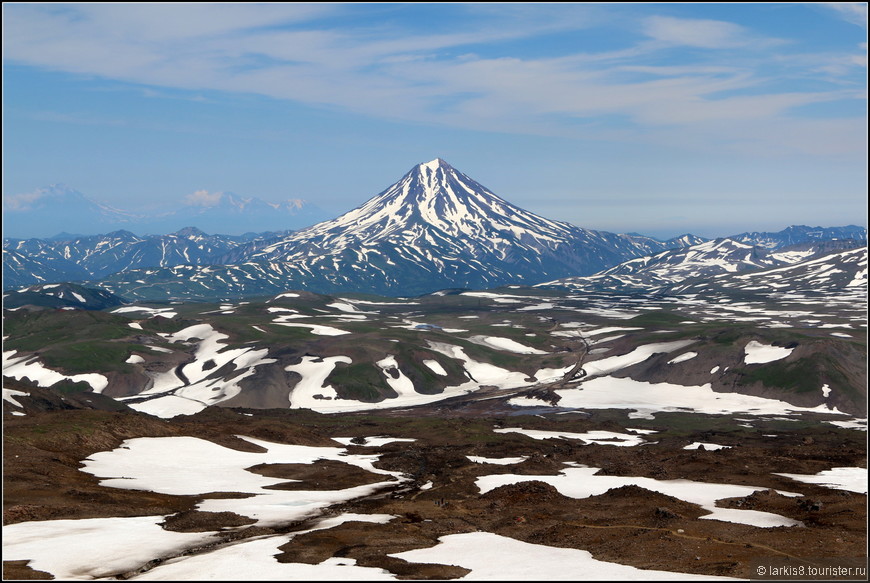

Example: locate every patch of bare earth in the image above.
[3,406,866,580]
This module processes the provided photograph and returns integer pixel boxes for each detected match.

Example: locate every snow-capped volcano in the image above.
[234,158,683,289]
[89,159,706,299]
[285,158,581,247]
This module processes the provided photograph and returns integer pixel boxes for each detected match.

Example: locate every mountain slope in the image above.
[669,246,867,295]
[542,238,783,293]
[89,159,698,300]
[542,237,867,295]
[3,282,127,311]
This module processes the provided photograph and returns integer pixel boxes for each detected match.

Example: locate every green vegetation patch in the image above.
[627,310,687,328]
[737,353,847,395]
[4,310,134,352]
[39,342,152,374]
[328,362,396,403]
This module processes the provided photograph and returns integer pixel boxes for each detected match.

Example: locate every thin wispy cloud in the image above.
[823,2,868,27]
[4,3,862,149]
[3,3,865,238]
[642,15,766,49]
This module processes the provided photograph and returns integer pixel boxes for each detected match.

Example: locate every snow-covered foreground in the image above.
[3,434,406,580]
[3,430,782,581]
[3,516,218,580]
[494,427,652,447]
[774,467,868,494]
[80,435,403,527]
[126,531,397,581]
[476,465,803,528]
[390,532,737,581]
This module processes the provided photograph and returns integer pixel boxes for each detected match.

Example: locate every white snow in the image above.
[111,306,177,318]
[3,351,109,394]
[668,352,698,364]
[128,536,395,581]
[332,436,416,447]
[129,395,208,418]
[583,340,696,377]
[774,467,867,494]
[516,302,555,311]
[683,442,731,451]
[123,324,276,418]
[391,531,737,580]
[3,388,28,408]
[5,435,406,581]
[327,301,366,313]
[467,335,547,355]
[476,466,802,528]
[274,322,350,336]
[2,517,218,580]
[826,418,867,430]
[743,340,794,364]
[583,326,643,337]
[271,292,300,300]
[511,376,847,420]
[125,354,145,364]
[81,435,405,528]
[494,428,648,447]
[821,384,831,398]
[377,356,417,397]
[422,359,448,376]
[467,455,528,465]
[427,341,560,391]
[286,356,352,408]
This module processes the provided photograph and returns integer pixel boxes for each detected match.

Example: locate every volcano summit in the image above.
[95,159,696,300]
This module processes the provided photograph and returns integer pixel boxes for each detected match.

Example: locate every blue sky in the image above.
[2,2,867,239]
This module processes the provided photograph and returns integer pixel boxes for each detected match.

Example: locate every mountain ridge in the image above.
[73,159,708,299]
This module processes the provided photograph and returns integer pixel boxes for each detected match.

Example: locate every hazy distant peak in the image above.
[173,226,209,238]
[4,183,87,211]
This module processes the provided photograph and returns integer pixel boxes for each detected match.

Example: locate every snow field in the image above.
[3,350,109,393]
[511,376,847,420]
[475,465,803,528]
[743,340,794,364]
[467,335,547,354]
[774,467,867,494]
[390,532,737,581]
[494,427,651,447]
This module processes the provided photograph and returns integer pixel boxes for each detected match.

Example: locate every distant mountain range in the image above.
[3,228,293,289]
[11,159,709,299]
[543,237,867,294]
[2,159,866,300]
[730,225,868,250]
[2,184,330,239]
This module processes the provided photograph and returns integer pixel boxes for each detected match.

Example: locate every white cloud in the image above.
[643,16,755,49]
[184,190,223,207]
[2,4,865,157]
[823,3,868,27]
[3,190,45,211]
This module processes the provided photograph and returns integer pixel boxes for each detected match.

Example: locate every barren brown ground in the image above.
[3,396,867,581]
